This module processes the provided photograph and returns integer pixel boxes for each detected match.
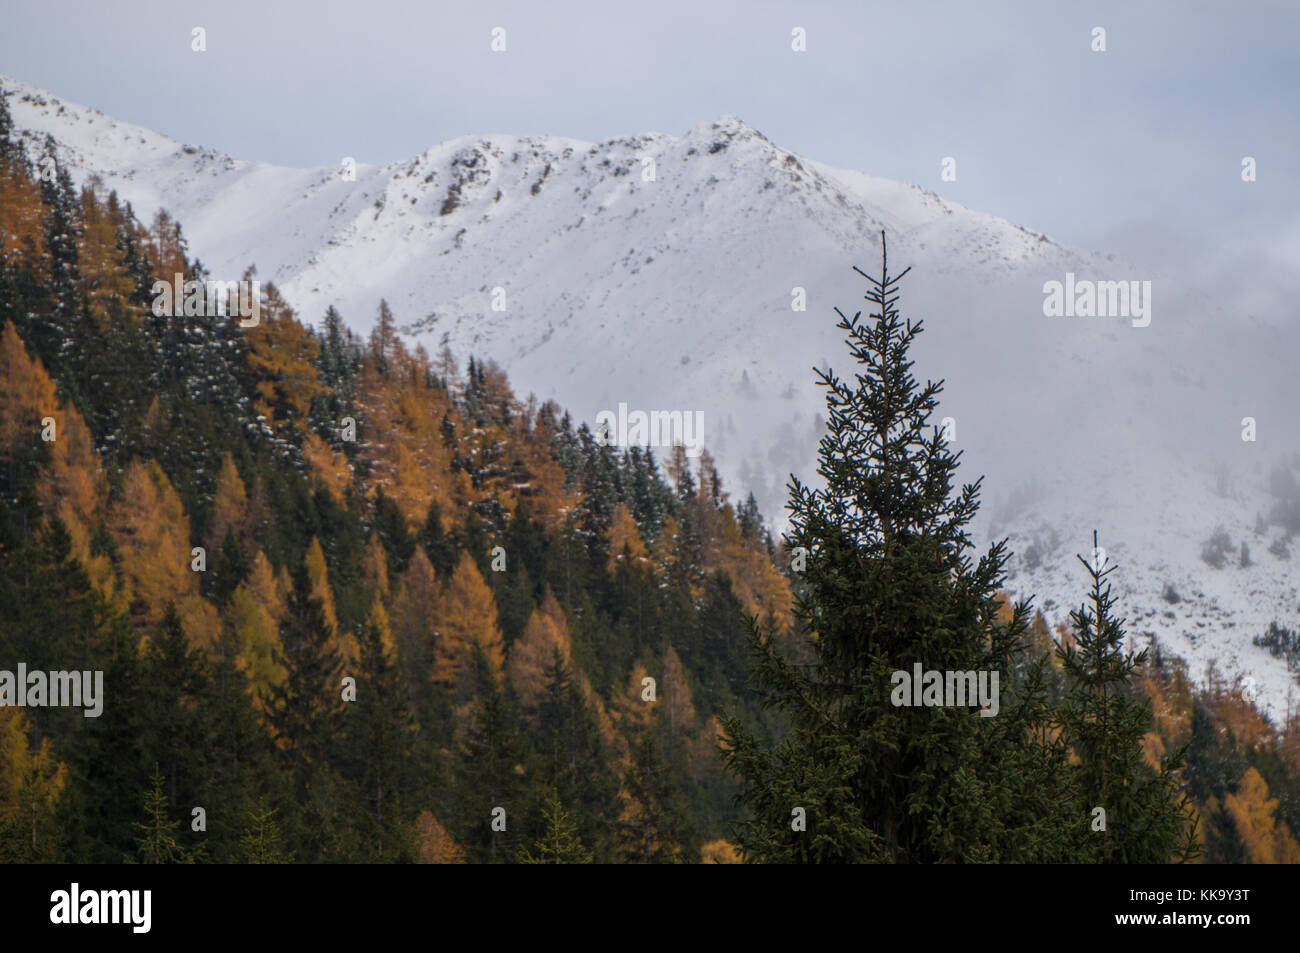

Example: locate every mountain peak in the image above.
[682,115,770,151]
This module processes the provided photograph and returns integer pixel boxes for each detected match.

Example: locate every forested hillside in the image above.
[0,90,793,863]
[2,84,1299,864]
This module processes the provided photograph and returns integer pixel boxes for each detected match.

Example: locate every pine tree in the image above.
[520,789,593,863]
[720,235,1068,863]
[532,651,621,859]
[342,616,416,861]
[240,795,292,863]
[37,136,82,370]
[268,563,346,860]
[133,765,199,864]
[455,648,527,863]
[1056,533,1199,863]
[370,300,396,375]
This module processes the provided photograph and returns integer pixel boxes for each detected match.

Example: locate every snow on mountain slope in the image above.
[6,73,1299,722]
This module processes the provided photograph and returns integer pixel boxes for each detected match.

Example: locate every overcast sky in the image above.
[2,0,1298,283]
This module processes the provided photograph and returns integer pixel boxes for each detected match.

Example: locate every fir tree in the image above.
[520,789,594,864]
[1056,533,1199,863]
[240,796,293,864]
[268,563,346,860]
[455,647,527,863]
[342,617,417,861]
[133,765,199,864]
[720,235,1068,863]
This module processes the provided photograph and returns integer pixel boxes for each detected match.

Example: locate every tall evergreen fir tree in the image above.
[268,564,346,860]
[455,647,528,863]
[534,652,621,859]
[721,235,1069,862]
[1056,533,1199,863]
[342,617,417,861]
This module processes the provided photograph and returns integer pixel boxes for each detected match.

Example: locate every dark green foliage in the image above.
[1055,535,1199,863]
[722,237,1072,863]
[453,649,530,863]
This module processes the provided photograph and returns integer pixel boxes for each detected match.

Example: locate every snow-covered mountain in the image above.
[6,73,1299,722]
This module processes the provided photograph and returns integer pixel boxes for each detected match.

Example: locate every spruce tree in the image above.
[455,647,527,863]
[240,796,293,864]
[534,652,621,859]
[1056,533,1199,862]
[133,765,198,864]
[342,618,417,861]
[519,789,594,864]
[721,234,1067,863]
[268,564,345,860]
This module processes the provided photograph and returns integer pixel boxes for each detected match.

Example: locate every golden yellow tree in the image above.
[1225,766,1300,864]
[699,839,742,864]
[207,453,250,552]
[606,503,649,575]
[108,459,219,646]
[226,550,286,713]
[413,810,466,864]
[361,533,390,598]
[304,536,354,662]
[364,598,397,661]
[301,430,352,502]
[391,547,439,684]
[0,707,66,858]
[433,551,505,694]
[662,644,696,737]
[0,323,121,609]
[508,590,574,710]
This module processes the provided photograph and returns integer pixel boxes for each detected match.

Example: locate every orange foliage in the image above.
[243,283,325,427]
[301,430,352,502]
[304,536,355,664]
[107,459,218,647]
[432,551,505,694]
[606,503,649,574]
[700,839,742,864]
[508,589,574,710]
[1224,767,1300,864]
[208,452,250,552]
[0,323,119,608]
[413,810,466,863]
[391,547,439,679]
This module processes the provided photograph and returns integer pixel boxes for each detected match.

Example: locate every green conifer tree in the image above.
[240,795,293,864]
[520,789,594,864]
[720,235,1068,863]
[1056,533,1199,863]
[133,765,199,864]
